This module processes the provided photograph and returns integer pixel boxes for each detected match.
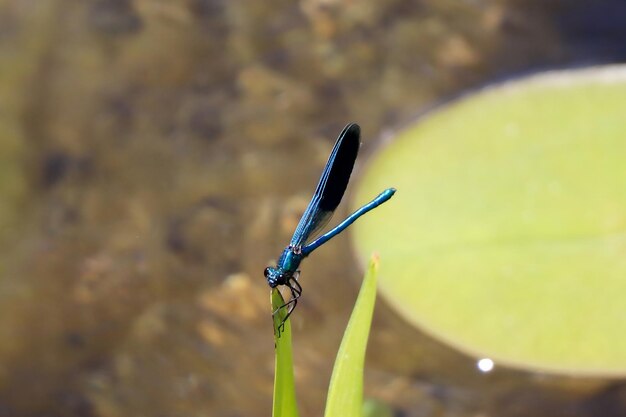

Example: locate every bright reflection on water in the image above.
[477,358,495,373]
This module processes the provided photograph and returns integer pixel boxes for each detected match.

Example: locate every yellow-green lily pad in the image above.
[352,66,626,376]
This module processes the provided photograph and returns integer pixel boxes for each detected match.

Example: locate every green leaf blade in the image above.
[324,255,379,417]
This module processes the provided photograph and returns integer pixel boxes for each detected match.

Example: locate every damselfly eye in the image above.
[264,267,270,277]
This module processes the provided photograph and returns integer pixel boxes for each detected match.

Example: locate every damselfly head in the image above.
[264,266,284,288]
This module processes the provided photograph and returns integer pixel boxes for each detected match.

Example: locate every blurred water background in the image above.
[0,1,625,416]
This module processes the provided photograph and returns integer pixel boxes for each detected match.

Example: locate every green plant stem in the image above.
[272,289,299,417]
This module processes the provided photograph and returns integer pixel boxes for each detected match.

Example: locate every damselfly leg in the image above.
[273,274,302,334]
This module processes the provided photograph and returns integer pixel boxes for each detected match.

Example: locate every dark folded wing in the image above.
[290,123,360,247]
